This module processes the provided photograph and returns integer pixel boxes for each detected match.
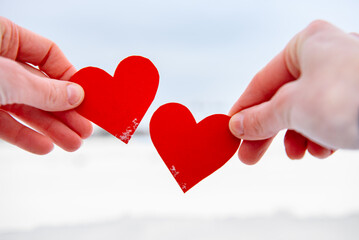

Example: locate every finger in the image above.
[229,20,340,161]
[237,138,274,165]
[2,104,83,152]
[3,61,91,139]
[0,109,53,154]
[0,57,84,111]
[229,82,296,140]
[52,110,93,139]
[10,62,92,138]
[228,37,299,164]
[307,140,333,159]
[284,130,308,159]
[229,49,298,116]
[0,17,76,80]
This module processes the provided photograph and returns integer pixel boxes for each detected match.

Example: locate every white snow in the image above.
[1,131,359,237]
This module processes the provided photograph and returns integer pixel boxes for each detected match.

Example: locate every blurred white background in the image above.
[1,0,359,239]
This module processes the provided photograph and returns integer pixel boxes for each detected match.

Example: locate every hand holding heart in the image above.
[0,17,241,193]
[0,14,243,193]
[0,17,92,155]
[228,20,359,165]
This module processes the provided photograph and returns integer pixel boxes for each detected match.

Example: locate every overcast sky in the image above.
[2,0,359,118]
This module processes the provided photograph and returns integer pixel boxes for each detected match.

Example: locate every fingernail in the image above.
[67,84,83,105]
[230,113,244,137]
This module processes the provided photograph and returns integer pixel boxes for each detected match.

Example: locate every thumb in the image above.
[23,76,84,111]
[0,58,84,111]
[229,83,295,140]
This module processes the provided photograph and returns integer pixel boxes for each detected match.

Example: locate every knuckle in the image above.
[272,83,295,129]
[0,17,19,58]
[0,17,7,35]
[0,59,21,105]
[0,16,12,34]
[303,20,333,40]
[44,81,61,109]
[247,112,264,136]
[0,16,11,25]
[307,20,330,31]
[43,118,56,133]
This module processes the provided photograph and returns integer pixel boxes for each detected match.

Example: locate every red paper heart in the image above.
[70,56,159,143]
[150,103,241,193]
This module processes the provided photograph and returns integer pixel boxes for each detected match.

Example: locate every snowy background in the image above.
[1,0,359,239]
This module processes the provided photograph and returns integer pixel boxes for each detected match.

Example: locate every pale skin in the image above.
[0,17,93,154]
[229,20,359,165]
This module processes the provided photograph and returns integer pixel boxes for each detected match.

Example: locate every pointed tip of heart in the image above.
[181,187,193,193]
[181,188,188,194]
[179,182,192,193]
[117,135,131,144]
[115,131,132,144]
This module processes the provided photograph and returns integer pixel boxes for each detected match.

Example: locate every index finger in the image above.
[229,33,299,165]
[229,49,297,116]
[0,17,76,80]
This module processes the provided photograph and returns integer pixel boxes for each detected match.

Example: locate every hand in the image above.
[0,17,92,154]
[229,20,359,164]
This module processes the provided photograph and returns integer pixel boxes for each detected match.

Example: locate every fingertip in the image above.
[237,139,274,165]
[238,144,262,165]
[17,131,54,155]
[62,138,83,152]
[238,151,261,165]
[285,150,306,160]
[51,110,93,139]
[22,135,54,155]
[67,83,84,107]
[35,142,54,155]
[307,141,332,159]
[80,121,93,139]
[229,113,244,139]
[284,130,307,160]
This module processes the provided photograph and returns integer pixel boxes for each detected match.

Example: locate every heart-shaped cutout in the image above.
[150,103,241,193]
[70,56,159,143]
